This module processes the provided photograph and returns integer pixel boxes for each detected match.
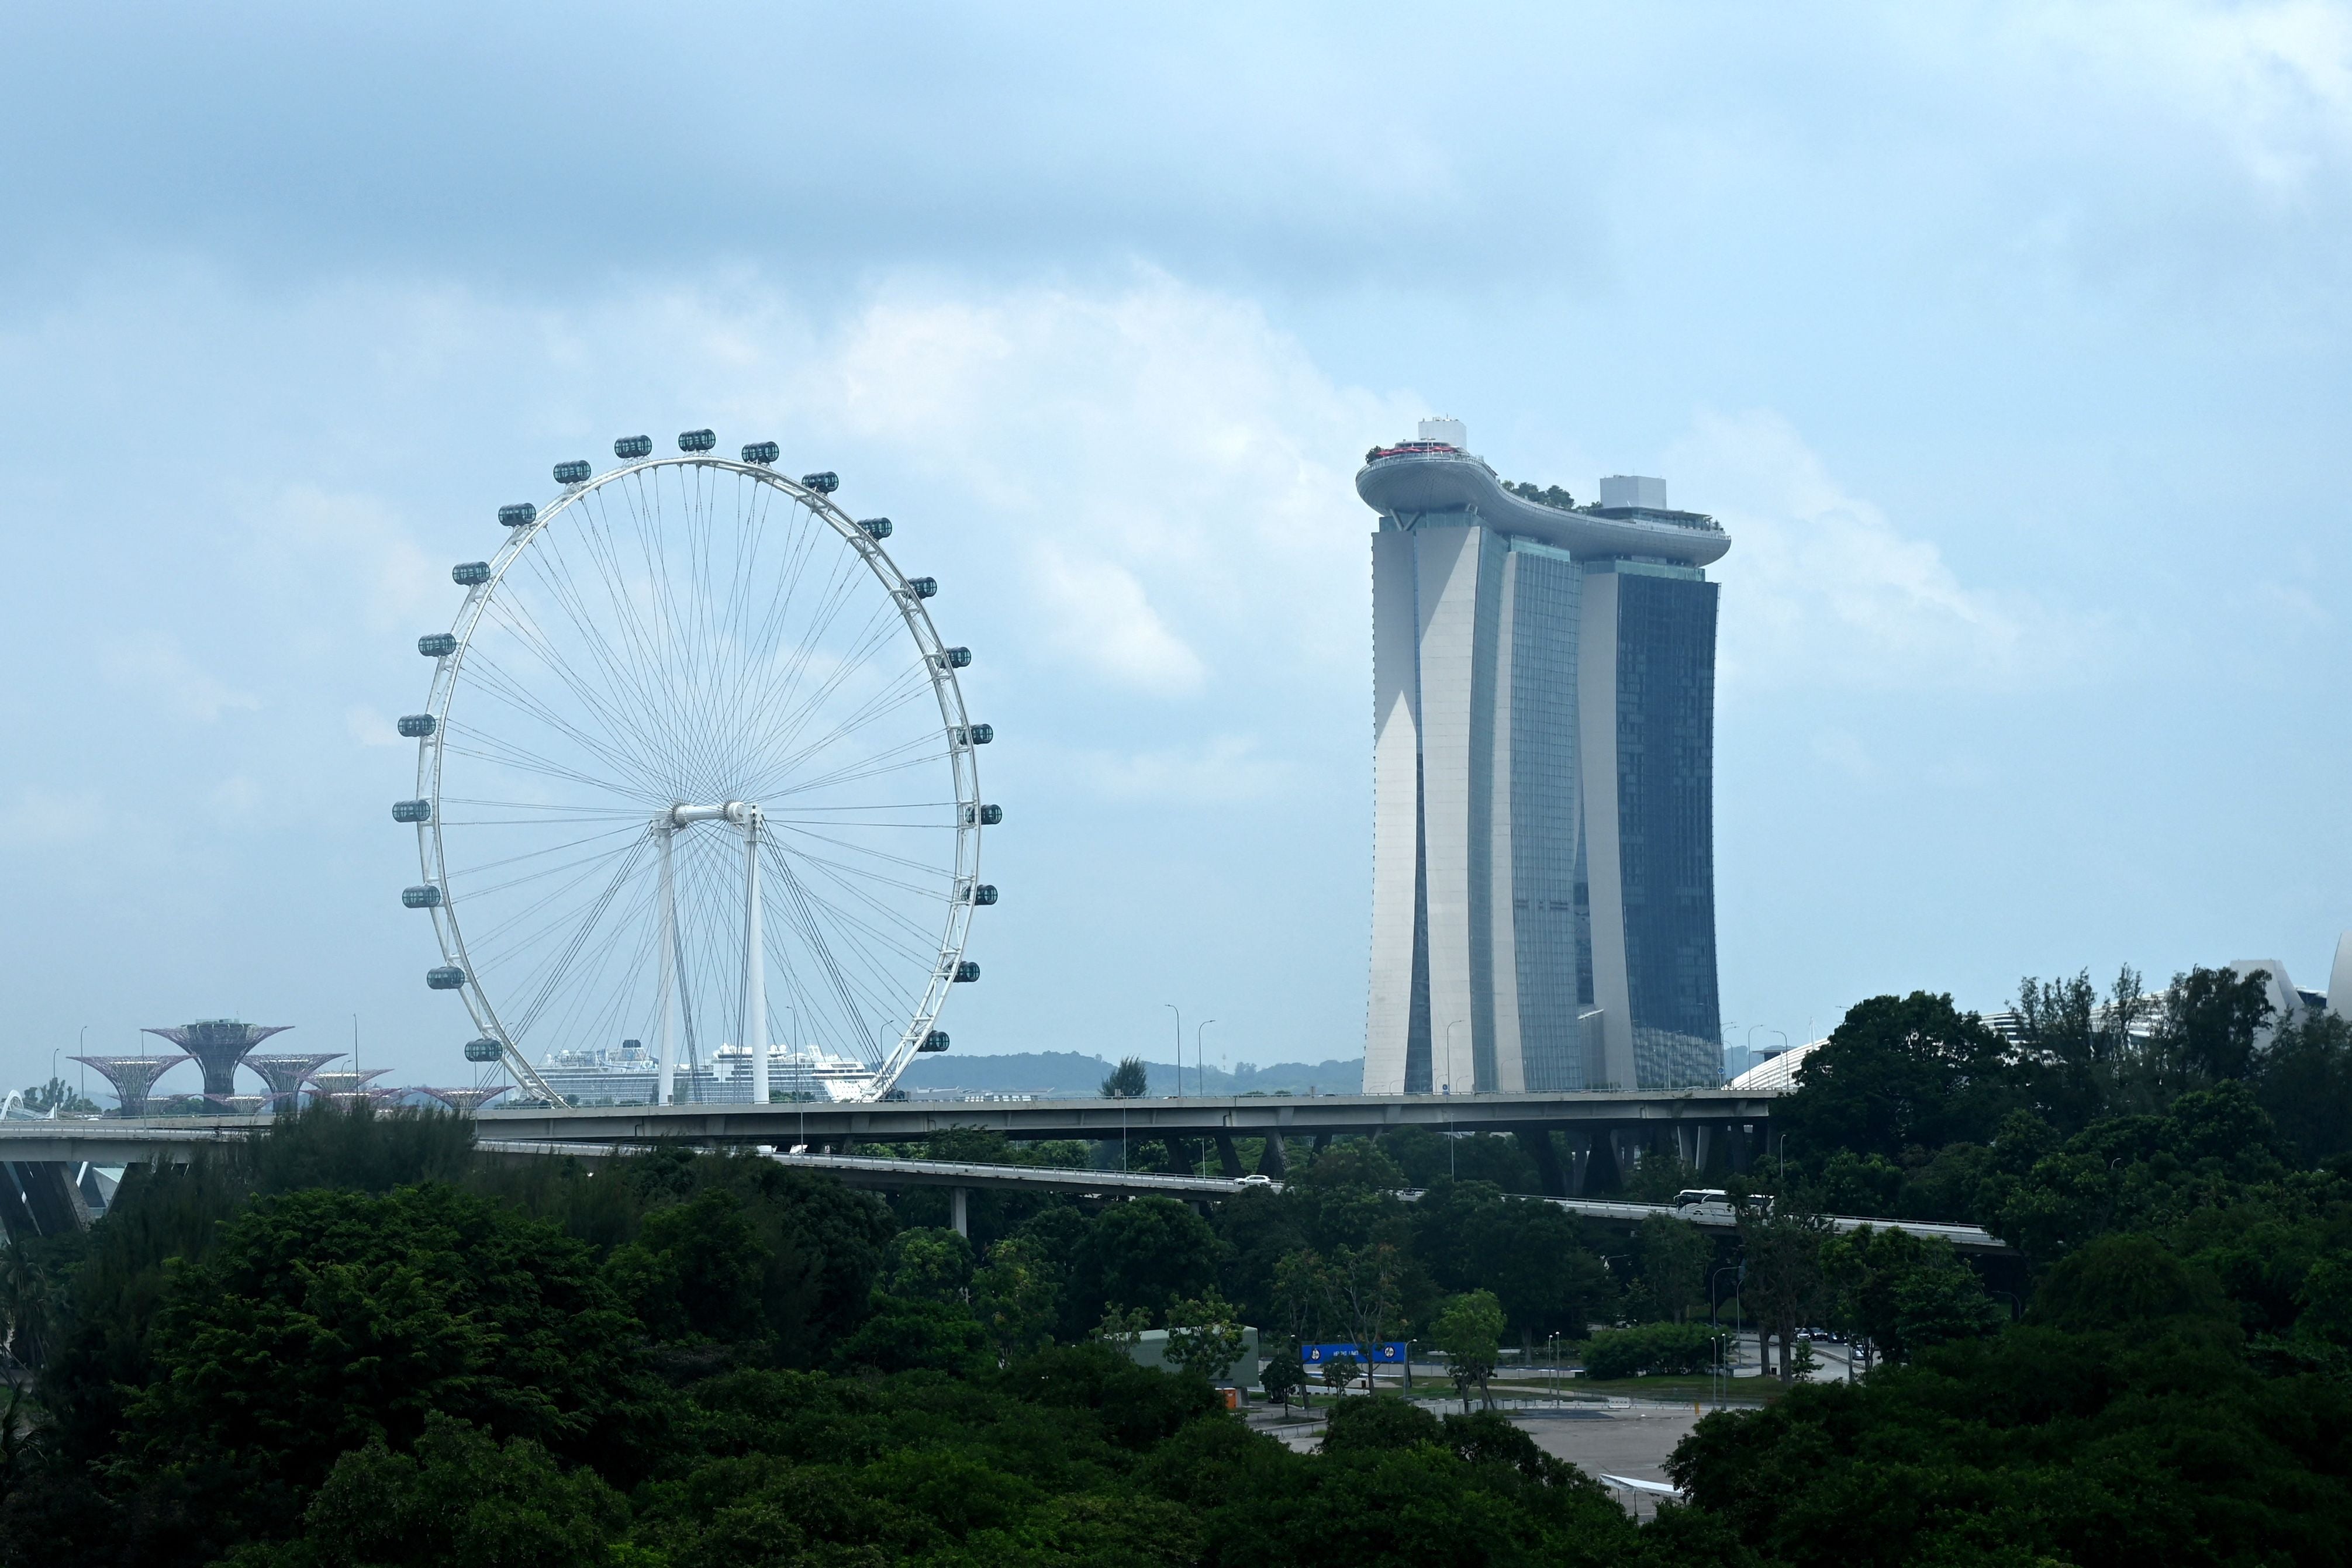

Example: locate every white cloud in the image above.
[0,786,103,848]
[1027,545,1205,696]
[1065,735,1301,803]
[250,485,446,634]
[345,704,407,748]
[2015,1,2352,191]
[813,272,1414,679]
[1673,409,2083,692]
[101,632,260,722]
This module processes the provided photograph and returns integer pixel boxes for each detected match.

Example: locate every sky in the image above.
[4,1,2350,1096]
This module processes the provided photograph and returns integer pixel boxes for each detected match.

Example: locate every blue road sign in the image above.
[1303,1341,1406,1365]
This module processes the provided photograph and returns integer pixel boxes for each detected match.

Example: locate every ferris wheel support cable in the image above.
[735,545,879,739]
[456,646,675,799]
[737,607,917,770]
[510,830,655,1042]
[483,564,685,790]
[762,842,884,1069]
[437,818,650,884]
[731,596,906,765]
[767,845,947,1035]
[748,676,935,806]
[768,840,943,972]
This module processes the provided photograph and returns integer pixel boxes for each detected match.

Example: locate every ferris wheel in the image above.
[391,430,996,1107]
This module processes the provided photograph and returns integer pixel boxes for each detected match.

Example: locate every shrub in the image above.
[1580,1321,1730,1379]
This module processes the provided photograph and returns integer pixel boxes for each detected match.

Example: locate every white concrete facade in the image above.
[1359,429,1728,1096]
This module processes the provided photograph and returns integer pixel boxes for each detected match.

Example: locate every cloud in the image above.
[0,786,103,849]
[345,704,407,748]
[1674,409,2086,693]
[1027,546,1205,696]
[816,272,1414,675]
[1065,734,1301,803]
[101,632,260,721]
[250,485,446,633]
[2013,1,2352,192]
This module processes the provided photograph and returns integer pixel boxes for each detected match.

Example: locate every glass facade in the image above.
[1505,545,1591,1089]
[1612,571,1723,1088]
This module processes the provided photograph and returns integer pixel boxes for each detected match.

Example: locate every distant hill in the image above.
[894,1051,1364,1099]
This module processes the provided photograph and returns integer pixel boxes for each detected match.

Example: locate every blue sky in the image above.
[4,1,2350,1093]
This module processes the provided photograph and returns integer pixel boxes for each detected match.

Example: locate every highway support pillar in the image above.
[1215,1133,1245,1178]
[1256,1133,1287,1178]
[1566,1132,1593,1196]
[950,1187,969,1239]
[1516,1129,1569,1197]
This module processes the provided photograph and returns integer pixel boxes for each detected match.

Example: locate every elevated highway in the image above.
[0,1088,1775,1234]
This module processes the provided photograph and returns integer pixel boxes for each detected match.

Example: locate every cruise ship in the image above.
[536,1039,879,1105]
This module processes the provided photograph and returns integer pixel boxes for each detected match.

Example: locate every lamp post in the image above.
[1196,1020,1217,1169]
[1445,1020,1466,1177]
[1164,1003,1180,1099]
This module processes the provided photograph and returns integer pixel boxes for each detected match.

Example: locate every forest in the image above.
[0,962,2345,1567]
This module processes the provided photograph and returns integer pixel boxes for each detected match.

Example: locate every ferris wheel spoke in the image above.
[509,831,656,1042]
[746,661,937,796]
[735,617,918,790]
[771,827,955,888]
[753,684,937,798]
[765,837,945,973]
[761,844,887,1066]
[485,560,692,789]
[771,736,951,802]
[774,867,942,978]
[469,594,679,785]
[736,585,902,740]
[729,550,885,764]
[441,728,655,802]
[459,644,677,799]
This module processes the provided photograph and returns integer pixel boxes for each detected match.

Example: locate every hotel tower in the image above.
[1358,419,1729,1094]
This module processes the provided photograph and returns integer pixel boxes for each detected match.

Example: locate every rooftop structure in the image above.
[203,1094,277,1115]
[1360,419,1727,1095]
[70,1054,189,1117]
[244,1053,344,1099]
[143,1020,293,1099]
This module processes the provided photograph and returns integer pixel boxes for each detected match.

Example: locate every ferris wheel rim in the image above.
[406,451,985,1104]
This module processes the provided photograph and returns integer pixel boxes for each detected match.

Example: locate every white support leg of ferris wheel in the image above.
[741,804,770,1108]
[654,820,678,1106]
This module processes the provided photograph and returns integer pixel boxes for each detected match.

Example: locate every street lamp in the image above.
[1445,1020,1466,1177]
[1164,1003,1180,1098]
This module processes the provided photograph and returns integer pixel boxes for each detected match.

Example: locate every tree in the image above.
[1327,1243,1403,1389]
[268,1412,626,1568]
[1319,1351,1360,1396]
[1271,1248,1331,1348]
[1164,1287,1246,1383]
[18,1078,97,1117]
[2253,1009,2352,1163]
[880,1226,975,1305]
[1775,992,2025,1161]
[1100,1056,1150,1099]
[2153,965,2275,1083]
[1635,1214,1711,1323]
[602,1186,775,1342]
[1091,1304,1152,1350]
[1739,1209,1829,1380]
[0,1237,56,1370]
[115,1183,655,1554]
[970,1236,1059,1363]
[1259,1348,1307,1412]
[1070,1196,1221,1326]
[1431,1290,1503,1411]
